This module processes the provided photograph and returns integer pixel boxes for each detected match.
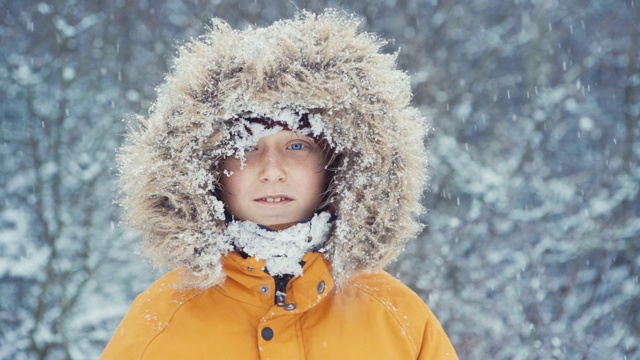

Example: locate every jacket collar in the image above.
[219,251,335,314]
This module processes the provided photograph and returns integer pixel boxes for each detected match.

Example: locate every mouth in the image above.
[254,195,293,203]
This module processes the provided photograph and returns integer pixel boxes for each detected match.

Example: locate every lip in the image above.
[253,195,293,204]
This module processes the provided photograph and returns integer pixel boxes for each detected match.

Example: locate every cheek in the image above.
[301,168,328,195]
[304,152,328,187]
[220,160,246,195]
[221,172,246,195]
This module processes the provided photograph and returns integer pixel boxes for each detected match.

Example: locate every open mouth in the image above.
[255,196,292,203]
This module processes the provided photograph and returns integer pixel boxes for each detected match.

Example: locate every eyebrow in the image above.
[288,131,306,139]
[286,132,316,143]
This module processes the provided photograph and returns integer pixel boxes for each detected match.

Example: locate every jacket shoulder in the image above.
[348,271,429,329]
[347,271,457,359]
[101,269,202,360]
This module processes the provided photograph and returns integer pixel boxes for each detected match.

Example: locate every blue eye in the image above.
[288,143,305,150]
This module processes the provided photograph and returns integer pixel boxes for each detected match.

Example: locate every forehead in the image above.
[256,130,312,142]
[222,117,330,166]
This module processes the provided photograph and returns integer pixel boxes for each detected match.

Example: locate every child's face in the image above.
[220,130,328,225]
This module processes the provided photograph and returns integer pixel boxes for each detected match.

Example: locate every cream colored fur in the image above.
[117,10,428,288]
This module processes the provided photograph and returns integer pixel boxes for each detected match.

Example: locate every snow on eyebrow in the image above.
[218,109,338,168]
[223,119,283,168]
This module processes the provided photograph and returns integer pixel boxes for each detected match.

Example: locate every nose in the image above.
[258,150,287,183]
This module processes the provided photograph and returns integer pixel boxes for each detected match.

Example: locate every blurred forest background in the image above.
[1,0,638,359]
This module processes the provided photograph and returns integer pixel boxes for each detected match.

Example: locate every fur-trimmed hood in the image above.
[117,10,427,288]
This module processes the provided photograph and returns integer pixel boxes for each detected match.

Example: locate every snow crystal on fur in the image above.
[227,212,332,276]
[117,10,427,289]
[222,110,327,167]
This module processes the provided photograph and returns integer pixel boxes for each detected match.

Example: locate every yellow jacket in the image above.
[102,252,457,359]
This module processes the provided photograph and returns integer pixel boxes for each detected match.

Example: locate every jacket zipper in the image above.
[273,274,293,306]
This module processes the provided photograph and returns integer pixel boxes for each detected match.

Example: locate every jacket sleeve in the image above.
[100,270,200,360]
[416,306,458,360]
[100,292,158,360]
[350,271,458,359]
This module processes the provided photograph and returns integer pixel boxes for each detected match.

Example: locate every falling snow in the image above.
[1,1,638,360]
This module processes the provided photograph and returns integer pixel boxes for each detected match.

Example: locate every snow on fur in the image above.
[227,212,332,276]
[117,10,428,289]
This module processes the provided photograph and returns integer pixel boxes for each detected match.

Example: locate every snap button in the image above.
[261,327,274,341]
[247,266,253,271]
[317,280,326,294]
[283,303,297,311]
[259,285,269,294]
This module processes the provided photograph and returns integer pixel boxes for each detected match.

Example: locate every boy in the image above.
[102,10,457,359]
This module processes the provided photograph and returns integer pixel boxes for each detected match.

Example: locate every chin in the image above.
[260,218,294,226]
[259,214,304,226]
